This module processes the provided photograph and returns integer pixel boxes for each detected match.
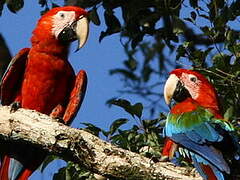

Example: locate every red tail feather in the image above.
[201,164,217,180]
[162,138,176,158]
[0,154,44,180]
[18,169,33,180]
[0,156,10,180]
[162,138,173,156]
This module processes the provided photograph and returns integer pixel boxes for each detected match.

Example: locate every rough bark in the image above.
[0,106,202,180]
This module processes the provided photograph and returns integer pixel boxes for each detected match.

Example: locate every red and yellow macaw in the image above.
[0,6,89,180]
[163,69,240,180]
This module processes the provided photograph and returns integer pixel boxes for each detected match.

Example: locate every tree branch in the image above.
[0,106,202,180]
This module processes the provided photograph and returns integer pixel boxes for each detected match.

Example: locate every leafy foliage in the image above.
[107,98,143,119]
[52,161,96,180]
[6,0,24,13]
[0,34,11,79]
[1,0,240,179]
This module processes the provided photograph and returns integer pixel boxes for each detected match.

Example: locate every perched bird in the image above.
[0,6,89,180]
[163,69,240,180]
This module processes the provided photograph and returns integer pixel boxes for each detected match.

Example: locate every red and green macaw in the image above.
[163,69,240,180]
[0,6,89,180]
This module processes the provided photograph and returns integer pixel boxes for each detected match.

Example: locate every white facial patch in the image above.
[52,11,76,39]
[180,73,201,99]
[164,74,179,105]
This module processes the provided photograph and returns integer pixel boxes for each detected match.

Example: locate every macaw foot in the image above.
[159,155,169,162]
[10,101,21,113]
[50,104,66,124]
[53,117,66,124]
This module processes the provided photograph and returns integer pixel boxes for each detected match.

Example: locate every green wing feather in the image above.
[165,106,234,142]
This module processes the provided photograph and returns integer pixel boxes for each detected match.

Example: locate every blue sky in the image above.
[0,1,168,179]
[1,1,239,179]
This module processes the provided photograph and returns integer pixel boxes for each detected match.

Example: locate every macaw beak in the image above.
[164,74,191,107]
[57,16,89,51]
[164,74,179,105]
[75,16,89,51]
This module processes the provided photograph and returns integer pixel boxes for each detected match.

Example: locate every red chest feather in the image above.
[19,50,75,114]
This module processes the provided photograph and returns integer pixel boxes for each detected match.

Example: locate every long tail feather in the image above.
[201,164,217,180]
[0,143,46,180]
[18,169,34,180]
[0,156,10,180]
[162,138,175,157]
[0,156,33,180]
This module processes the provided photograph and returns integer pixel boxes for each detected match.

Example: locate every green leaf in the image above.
[109,118,129,135]
[40,7,49,15]
[99,31,109,42]
[124,58,137,71]
[52,3,59,8]
[215,0,224,9]
[184,17,194,23]
[199,14,209,20]
[0,0,6,16]
[78,172,91,178]
[40,155,59,172]
[190,47,213,67]
[176,45,186,60]
[107,98,131,108]
[131,103,143,119]
[172,16,186,35]
[104,9,121,30]
[212,53,231,70]
[101,130,110,137]
[142,119,159,129]
[131,34,144,49]
[189,0,198,8]
[53,167,70,180]
[226,30,237,44]
[38,0,47,7]
[190,11,197,21]
[107,99,143,118]
[82,122,102,136]
[6,0,24,13]
[142,65,153,82]
[88,7,101,26]
[200,26,213,36]
[224,106,234,121]
[99,9,121,42]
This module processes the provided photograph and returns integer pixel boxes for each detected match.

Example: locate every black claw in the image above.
[10,102,21,113]
[54,117,66,124]
[159,156,169,162]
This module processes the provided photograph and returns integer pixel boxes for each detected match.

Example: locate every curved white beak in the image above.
[76,16,89,50]
[164,74,179,105]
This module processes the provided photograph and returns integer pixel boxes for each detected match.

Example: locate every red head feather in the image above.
[31,6,88,54]
[169,69,222,118]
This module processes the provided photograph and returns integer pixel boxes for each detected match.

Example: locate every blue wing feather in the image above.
[164,107,237,179]
[9,159,23,180]
[171,133,230,173]
[191,152,225,180]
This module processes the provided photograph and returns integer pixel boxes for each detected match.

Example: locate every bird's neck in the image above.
[195,92,222,118]
[31,35,69,58]
[171,98,222,118]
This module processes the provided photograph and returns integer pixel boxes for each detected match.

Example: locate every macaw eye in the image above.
[60,13,65,18]
[57,12,65,19]
[189,75,197,82]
